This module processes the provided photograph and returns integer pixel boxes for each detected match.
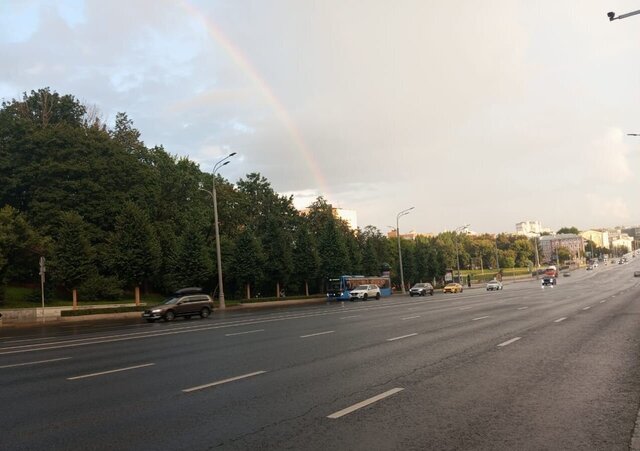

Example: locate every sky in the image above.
[1,0,639,235]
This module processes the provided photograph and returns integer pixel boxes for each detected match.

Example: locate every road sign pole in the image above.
[39,257,46,323]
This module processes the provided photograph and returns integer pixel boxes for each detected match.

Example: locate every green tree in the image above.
[50,211,95,297]
[292,219,320,296]
[230,228,265,298]
[107,202,161,292]
[557,226,579,235]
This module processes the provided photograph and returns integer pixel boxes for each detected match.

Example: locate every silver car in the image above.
[486,279,503,291]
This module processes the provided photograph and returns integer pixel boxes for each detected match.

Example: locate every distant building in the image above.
[579,230,610,249]
[539,234,585,263]
[516,220,542,237]
[607,229,634,252]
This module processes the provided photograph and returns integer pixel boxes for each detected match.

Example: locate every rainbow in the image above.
[178,0,330,198]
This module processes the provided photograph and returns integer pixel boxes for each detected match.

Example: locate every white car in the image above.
[349,284,381,301]
[486,279,503,291]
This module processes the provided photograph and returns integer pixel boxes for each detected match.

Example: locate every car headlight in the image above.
[151,309,162,313]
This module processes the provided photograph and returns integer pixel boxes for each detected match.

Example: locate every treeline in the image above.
[0,88,542,303]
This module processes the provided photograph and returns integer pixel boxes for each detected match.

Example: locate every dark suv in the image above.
[142,288,214,322]
[409,282,434,296]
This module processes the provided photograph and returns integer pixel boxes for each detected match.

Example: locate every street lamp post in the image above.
[454,224,470,283]
[201,152,236,309]
[608,9,640,21]
[396,207,415,294]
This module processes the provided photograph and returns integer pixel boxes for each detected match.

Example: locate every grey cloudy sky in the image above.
[1,0,639,234]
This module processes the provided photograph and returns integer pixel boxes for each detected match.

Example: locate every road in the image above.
[2,259,640,450]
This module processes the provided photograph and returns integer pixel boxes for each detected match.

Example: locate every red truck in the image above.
[542,265,558,287]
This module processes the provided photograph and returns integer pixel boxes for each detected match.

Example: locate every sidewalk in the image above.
[0,297,329,327]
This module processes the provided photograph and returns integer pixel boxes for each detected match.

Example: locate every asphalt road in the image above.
[2,259,640,450]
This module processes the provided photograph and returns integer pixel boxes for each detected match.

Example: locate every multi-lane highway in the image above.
[2,259,640,450]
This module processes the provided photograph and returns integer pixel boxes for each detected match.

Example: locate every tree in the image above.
[107,202,161,298]
[292,220,320,296]
[557,226,579,235]
[0,206,48,303]
[230,229,265,299]
[556,246,571,263]
[50,211,95,302]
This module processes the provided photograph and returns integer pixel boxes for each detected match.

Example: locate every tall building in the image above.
[539,234,585,263]
[579,230,610,249]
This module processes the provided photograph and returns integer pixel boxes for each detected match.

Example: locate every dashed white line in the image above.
[183,370,267,393]
[497,337,521,347]
[387,333,417,342]
[300,331,335,338]
[554,317,567,323]
[517,307,529,310]
[401,316,421,320]
[68,363,155,380]
[472,316,490,321]
[0,357,71,369]
[582,306,591,311]
[225,329,264,337]
[459,306,473,311]
[340,316,360,320]
[327,388,404,419]
[600,300,607,303]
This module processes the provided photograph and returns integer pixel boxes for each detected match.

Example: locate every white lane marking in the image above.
[387,333,417,342]
[67,363,155,380]
[582,306,591,311]
[327,388,404,419]
[459,306,473,310]
[300,331,335,338]
[517,307,529,310]
[554,317,567,323]
[600,300,607,303]
[340,316,360,319]
[0,357,71,369]
[401,316,421,320]
[183,370,267,393]
[472,316,490,321]
[497,337,521,347]
[225,329,264,337]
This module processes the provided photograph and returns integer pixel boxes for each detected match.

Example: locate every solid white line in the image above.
[327,388,404,419]
[300,331,335,338]
[183,370,267,393]
[0,357,71,369]
[582,306,591,311]
[387,333,417,342]
[517,306,529,310]
[472,316,490,321]
[459,306,473,310]
[67,363,155,380]
[340,316,360,319]
[225,329,264,337]
[401,316,421,320]
[554,317,567,323]
[497,337,521,347]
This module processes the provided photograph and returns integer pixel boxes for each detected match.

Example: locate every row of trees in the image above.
[0,88,567,304]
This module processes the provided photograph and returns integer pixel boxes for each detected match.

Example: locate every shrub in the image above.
[78,274,123,301]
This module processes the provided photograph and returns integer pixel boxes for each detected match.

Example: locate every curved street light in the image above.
[396,207,415,294]
[200,152,236,309]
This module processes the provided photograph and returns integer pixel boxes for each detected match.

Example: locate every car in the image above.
[142,287,214,322]
[586,265,593,270]
[486,279,503,291]
[349,284,381,301]
[409,282,434,296]
[443,283,463,293]
[563,272,571,277]
[634,271,640,277]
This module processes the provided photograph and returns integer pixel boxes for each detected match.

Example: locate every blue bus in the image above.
[326,275,392,301]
